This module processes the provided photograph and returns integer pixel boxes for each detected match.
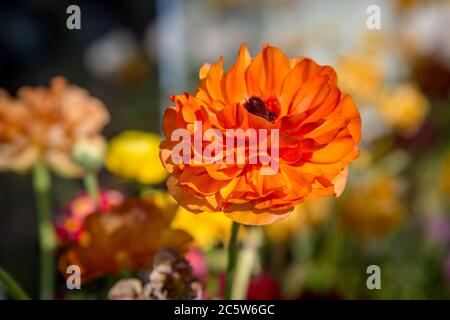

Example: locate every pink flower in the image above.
[184,248,208,282]
[426,215,450,246]
[55,190,124,244]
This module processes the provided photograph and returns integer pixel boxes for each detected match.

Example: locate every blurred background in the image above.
[1,0,450,299]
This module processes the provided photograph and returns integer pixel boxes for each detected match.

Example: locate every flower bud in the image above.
[71,136,107,171]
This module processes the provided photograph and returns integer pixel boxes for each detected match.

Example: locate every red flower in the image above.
[247,273,281,300]
[55,190,123,244]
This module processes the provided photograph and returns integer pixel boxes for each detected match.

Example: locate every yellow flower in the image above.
[378,83,429,136]
[336,53,383,105]
[340,169,405,240]
[265,199,331,244]
[171,207,233,249]
[106,130,168,184]
[71,135,107,171]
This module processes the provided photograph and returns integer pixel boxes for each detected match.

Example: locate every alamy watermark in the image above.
[366,265,381,290]
[66,265,81,290]
[170,121,280,176]
[66,5,81,30]
[366,5,381,30]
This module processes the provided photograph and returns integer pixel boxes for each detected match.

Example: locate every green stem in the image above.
[84,171,100,208]
[138,183,150,197]
[33,161,56,300]
[0,266,30,300]
[225,221,240,300]
[233,227,263,299]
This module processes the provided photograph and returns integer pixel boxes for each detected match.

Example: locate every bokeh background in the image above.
[1,0,450,299]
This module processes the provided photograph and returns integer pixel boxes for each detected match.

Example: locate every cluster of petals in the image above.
[0,77,109,176]
[160,44,361,225]
[59,196,193,282]
[55,190,124,244]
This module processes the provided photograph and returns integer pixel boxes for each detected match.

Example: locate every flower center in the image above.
[244,96,276,122]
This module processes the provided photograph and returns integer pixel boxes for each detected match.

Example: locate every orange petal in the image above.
[336,94,361,143]
[225,44,251,103]
[224,206,293,226]
[332,166,349,197]
[246,45,291,99]
[167,175,216,212]
[309,137,355,163]
[199,63,211,80]
[205,58,225,102]
[262,46,291,97]
[179,166,229,195]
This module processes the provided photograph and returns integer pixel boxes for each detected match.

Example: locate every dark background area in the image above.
[0,0,159,296]
[1,0,450,299]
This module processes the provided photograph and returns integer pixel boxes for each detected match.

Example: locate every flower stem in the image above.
[225,221,240,300]
[232,227,263,299]
[32,160,56,300]
[0,266,30,300]
[84,170,100,208]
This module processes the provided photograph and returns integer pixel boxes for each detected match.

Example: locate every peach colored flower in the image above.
[160,44,361,225]
[0,77,109,176]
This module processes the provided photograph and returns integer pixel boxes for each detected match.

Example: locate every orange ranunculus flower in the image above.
[58,195,193,282]
[160,44,361,226]
[0,77,109,176]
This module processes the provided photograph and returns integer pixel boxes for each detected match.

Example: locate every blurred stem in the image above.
[225,221,240,300]
[32,160,56,300]
[0,266,30,300]
[138,183,151,197]
[233,227,263,299]
[270,243,287,280]
[84,170,100,208]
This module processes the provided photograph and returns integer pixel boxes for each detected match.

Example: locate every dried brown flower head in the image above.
[108,249,202,300]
